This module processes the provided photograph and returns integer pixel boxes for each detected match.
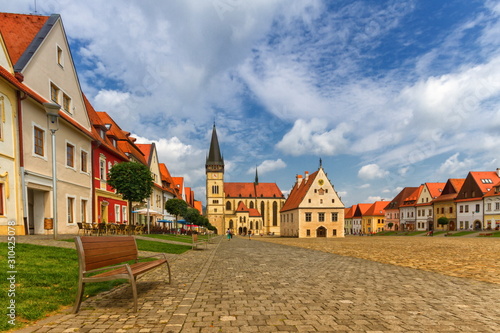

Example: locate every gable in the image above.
[0,32,13,71]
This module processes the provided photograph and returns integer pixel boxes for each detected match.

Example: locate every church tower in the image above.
[206,124,225,234]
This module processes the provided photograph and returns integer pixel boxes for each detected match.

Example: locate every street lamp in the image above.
[44,102,60,239]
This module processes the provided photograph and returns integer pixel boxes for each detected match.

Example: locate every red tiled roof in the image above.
[484,181,500,197]
[0,13,49,65]
[384,187,419,210]
[225,182,283,199]
[136,143,153,164]
[345,206,354,219]
[236,201,249,212]
[194,201,203,214]
[425,182,446,199]
[365,201,389,216]
[470,171,500,194]
[448,179,465,193]
[280,171,318,212]
[159,163,179,197]
[353,203,372,217]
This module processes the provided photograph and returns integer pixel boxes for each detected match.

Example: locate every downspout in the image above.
[17,90,28,234]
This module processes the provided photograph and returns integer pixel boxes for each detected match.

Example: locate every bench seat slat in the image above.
[89,260,168,279]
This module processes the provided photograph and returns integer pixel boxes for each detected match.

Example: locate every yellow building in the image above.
[483,181,500,230]
[361,201,388,234]
[280,163,345,238]
[205,125,285,235]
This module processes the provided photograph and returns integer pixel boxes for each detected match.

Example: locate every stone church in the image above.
[205,125,285,235]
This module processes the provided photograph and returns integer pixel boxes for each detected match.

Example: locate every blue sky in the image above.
[5,0,500,207]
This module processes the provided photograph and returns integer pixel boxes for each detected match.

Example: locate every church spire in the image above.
[206,123,224,171]
[254,166,259,185]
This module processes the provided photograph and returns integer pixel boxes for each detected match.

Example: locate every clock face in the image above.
[318,179,324,186]
[213,173,218,178]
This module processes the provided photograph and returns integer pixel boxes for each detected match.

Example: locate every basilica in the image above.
[205,125,285,235]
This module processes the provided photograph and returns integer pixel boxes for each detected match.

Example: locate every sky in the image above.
[4,0,500,207]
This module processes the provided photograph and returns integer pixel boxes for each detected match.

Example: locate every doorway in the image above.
[316,226,327,237]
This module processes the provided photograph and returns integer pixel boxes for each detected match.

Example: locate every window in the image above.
[213,200,219,204]
[34,126,44,156]
[66,143,75,167]
[465,205,469,213]
[51,83,59,103]
[332,229,337,236]
[226,201,232,210]
[81,199,87,222]
[81,150,88,173]
[99,156,106,180]
[459,205,463,213]
[122,206,127,223]
[57,45,63,66]
[318,213,325,222]
[212,185,219,194]
[306,229,310,236]
[115,205,121,222]
[320,199,323,204]
[449,207,453,214]
[308,199,311,203]
[331,212,338,222]
[273,201,278,226]
[496,203,500,211]
[305,213,312,222]
[62,93,71,113]
[0,183,4,215]
[67,197,75,223]
[475,204,480,213]
[487,203,492,211]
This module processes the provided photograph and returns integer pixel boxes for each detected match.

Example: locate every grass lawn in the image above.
[0,239,189,331]
[141,233,211,243]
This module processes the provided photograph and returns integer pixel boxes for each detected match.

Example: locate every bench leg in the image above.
[131,279,138,312]
[72,281,85,314]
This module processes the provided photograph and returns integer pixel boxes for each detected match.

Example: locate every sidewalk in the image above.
[12,235,500,332]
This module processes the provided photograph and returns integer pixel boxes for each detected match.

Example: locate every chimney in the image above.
[296,174,303,186]
[497,168,500,177]
[304,171,309,182]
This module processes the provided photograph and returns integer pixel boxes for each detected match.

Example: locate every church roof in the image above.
[206,124,224,167]
[225,182,283,198]
[235,201,262,217]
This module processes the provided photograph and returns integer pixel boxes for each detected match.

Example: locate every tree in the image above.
[388,222,394,230]
[165,198,188,222]
[184,208,202,225]
[437,217,450,231]
[107,162,154,224]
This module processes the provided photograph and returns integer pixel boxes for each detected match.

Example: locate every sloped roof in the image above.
[83,95,128,160]
[280,171,318,212]
[0,13,50,66]
[432,178,465,203]
[426,182,446,199]
[159,163,179,197]
[484,181,500,197]
[470,171,500,194]
[136,143,153,164]
[206,123,224,167]
[448,178,466,193]
[353,203,372,217]
[344,206,354,219]
[365,201,389,216]
[225,182,283,199]
[385,187,419,210]
[194,201,203,214]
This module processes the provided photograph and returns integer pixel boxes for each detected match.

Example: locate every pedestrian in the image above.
[248,230,252,240]
[226,228,231,240]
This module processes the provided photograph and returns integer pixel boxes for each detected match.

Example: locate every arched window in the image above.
[226,201,232,210]
[249,201,254,209]
[272,201,278,226]
[260,202,265,220]
[229,220,234,228]
[250,221,253,229]
[212,185,219,194]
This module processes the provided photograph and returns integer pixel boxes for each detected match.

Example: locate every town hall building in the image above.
[205,125,285,235]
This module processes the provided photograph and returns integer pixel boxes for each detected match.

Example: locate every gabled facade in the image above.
[362,201,389,234]
[431,178,464,231]
[483,180,500,230]
[384,187,418,231]
[344,206,354,235]
[399,186,423,231]
[455,170,500,230]
[85,98,129,224]
[352,203,371,235]
[159,163,179,222]
[0,13,93,235]
[136,143,164,225]
[415,182,445,231]
[280,164,344,238]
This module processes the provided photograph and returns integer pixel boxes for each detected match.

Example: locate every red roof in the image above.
[384,187,419,210]
[0,13,49,65]
[425,182,446,198]
[225,182,283,199]
[136,143,153,164]
[345,206,354,219]
[484,181,500,198]
[353,203,372,217]
[159,163,179,198]
[280,171,318,212]
[365,201,389,216]
[470,171,500,194]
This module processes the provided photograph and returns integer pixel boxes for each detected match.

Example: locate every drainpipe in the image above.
[17,90,28,234]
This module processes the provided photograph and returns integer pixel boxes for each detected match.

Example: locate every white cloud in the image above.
[247,159,287,175]
[437,153,474,177]
[358,164,389,180]
[367,196,382,202]
[359,184,371,189]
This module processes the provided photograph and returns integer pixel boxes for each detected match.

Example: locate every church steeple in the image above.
[206,123,224,172]
[254,167,259,185]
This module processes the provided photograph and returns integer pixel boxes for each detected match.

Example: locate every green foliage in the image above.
[387,222,394,229]
[437,216,450,226]
[107,162,154,203]
[165,198,188,221]
[184,207,204,225]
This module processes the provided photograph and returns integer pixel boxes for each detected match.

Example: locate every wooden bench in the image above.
[479,233,493,236]
[192,234,207,250]
[73,236,171,313]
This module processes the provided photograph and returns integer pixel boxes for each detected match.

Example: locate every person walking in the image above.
[226,228,232,240]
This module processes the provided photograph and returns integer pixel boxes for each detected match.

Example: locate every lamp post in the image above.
[44,102,60,239]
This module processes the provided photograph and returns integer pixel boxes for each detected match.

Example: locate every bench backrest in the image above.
[75,236,138,271]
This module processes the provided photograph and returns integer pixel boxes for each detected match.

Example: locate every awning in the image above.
[158,220,173,223]
[132,208,162,216]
